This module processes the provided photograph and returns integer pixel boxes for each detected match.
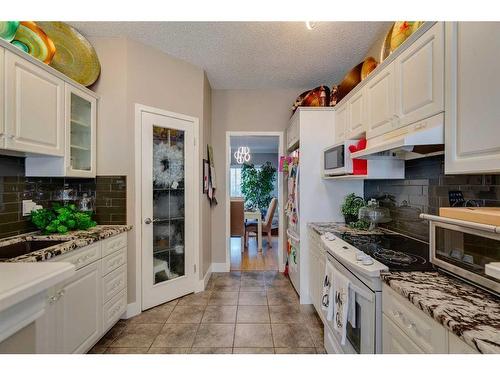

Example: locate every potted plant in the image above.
[241,161,277,216]
[341,193,366,225]
[30,203,97,234]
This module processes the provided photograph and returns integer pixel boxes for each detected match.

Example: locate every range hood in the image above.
[350,113,444,160]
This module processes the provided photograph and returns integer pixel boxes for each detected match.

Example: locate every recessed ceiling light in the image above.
[305,21,316,30]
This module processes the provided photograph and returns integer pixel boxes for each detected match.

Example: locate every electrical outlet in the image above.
[22,200,42,216]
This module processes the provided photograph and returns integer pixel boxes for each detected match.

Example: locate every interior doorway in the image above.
[225,132,284,272]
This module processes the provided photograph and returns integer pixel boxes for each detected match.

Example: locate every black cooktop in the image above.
[338,232,435,272]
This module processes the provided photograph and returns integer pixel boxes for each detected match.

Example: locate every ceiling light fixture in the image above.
[234,146,251,164]
[305,21,316,30]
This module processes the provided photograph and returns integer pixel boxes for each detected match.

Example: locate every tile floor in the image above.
[89,271,325,354]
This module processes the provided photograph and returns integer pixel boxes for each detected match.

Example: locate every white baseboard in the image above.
[123,301,141,319]
[211,262,230,272]
[195,264,212,292]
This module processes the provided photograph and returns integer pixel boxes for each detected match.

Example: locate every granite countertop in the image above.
[381,271,500,354]
[308,222,386,236]
[0,225,132,263]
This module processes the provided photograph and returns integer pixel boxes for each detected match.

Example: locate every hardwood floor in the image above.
[230,235,278,271]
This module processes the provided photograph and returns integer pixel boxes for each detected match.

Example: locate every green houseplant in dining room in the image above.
[30,203,97,234]
[241,161,277,214]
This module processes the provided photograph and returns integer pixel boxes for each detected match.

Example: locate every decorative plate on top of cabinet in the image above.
[380,24,394,62]
[12,21,56,64]
[37,21,101,87]
[0,21,20,42]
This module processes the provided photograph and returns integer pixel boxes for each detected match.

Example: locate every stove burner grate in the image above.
[371,248,427,266]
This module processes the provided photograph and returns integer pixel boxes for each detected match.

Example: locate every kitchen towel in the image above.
[332,271,351,346]
[321,261,334,312]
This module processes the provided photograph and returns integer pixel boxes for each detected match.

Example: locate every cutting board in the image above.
[439,207,500,226]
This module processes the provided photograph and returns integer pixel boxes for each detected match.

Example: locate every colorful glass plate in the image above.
[0,21,20,42]
[12,21,56,64]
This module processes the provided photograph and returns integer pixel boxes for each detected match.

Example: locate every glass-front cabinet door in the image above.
[65,84,97,177]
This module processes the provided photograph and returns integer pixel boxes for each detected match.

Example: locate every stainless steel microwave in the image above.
[428,218,500,294]
[323,140,358,176]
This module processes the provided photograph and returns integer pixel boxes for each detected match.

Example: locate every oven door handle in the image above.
[349,282,374,302]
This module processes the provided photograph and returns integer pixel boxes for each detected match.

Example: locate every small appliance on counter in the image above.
[420,213,500,294]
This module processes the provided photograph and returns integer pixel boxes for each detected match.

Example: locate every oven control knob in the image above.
[355,251,366,261]
[362,256,374,266]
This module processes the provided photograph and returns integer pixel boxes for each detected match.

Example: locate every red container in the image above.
[349,139,368,175]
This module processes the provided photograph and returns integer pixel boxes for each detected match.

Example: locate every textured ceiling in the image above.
[69,21,391,89]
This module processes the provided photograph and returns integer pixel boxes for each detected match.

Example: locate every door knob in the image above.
[144,218,156,224]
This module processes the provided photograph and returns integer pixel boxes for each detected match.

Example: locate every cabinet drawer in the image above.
[101,233,127,257]
[383,314,424,354]
[102,265,127,303]
[49,242,101,270]
[102,289,127,333]
[101,247,126,276]
[382,285,447,353]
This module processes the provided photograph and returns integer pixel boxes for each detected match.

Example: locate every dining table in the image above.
[244,209,262,251]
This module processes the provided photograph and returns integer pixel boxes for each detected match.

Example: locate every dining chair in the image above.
[245,197,278,249]
[230,198,245,252]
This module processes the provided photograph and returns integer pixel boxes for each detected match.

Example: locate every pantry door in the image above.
[141,110,197,310]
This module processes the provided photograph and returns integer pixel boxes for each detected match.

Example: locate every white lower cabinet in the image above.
[382,284,478,354]
[308,228,327,324]
[383,314,424,354]
[37,233,127,353]
[57,262,102,354]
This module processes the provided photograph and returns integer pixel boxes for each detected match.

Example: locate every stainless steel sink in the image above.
[0,240,69,261]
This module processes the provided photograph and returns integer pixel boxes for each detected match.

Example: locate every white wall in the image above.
[211,88,306,264]
[91,37,212,307]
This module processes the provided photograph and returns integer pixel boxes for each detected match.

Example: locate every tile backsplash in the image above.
[364,155,500,241]
[0,155,126,239]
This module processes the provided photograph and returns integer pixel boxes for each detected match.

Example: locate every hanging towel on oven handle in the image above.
[332,270,351,346]
[321,261,333,312]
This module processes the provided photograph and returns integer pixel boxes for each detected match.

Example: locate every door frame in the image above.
[134,104,200,312]
[225,131,285,272]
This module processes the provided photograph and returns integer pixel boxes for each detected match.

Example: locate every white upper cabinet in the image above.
[4,50,65,156]
[365,62,396,139]
[347,88,366,138]
[0,48,4,142]
[287,111,300,150]
[65,84,97,177]
[445,22,500,174]
[395,22,444,128]
[334,102,348,143]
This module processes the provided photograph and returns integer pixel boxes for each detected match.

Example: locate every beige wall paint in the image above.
[202,73,212,275]
[210,88,305,264]
[91,37,212,307]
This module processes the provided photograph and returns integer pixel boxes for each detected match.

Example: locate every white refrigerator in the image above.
[284,108,363,303]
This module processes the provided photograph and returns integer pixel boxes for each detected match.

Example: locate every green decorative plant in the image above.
[31,203,97,234]
[241,161,277,213]
[341,193,366,225]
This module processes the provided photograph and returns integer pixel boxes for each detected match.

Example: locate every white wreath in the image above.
[153,142,184,188]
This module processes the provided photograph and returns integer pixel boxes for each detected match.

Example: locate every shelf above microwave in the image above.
[323,158,405,180]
